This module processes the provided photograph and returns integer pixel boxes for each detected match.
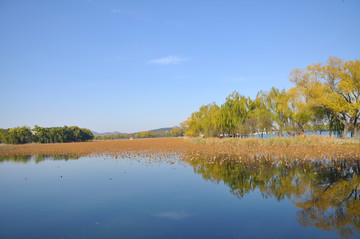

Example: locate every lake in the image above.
[0,154,359,238]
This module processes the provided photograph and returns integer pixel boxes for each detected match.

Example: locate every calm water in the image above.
[0,155,359,238]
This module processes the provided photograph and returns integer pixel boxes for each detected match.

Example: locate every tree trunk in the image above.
[342,123,350,139]
[354,119,358,138]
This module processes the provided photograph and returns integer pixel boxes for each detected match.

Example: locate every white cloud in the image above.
[148,56,187,65]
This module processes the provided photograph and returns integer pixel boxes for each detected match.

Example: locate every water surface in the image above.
[0,155,359,238]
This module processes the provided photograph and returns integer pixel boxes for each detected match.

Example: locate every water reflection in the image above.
[0,155,79,163]
[187,157,360,238]
[0,154,359,237]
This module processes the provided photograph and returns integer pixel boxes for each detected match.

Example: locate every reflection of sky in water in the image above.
[0,156,358,238]
[154,211,191,220]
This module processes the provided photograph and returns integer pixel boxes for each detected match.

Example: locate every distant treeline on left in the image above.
[0,126,94,144]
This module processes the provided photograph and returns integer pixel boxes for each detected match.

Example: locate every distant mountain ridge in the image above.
[91,131,122,136]
[92,127,175,136]
[148,127,174,134]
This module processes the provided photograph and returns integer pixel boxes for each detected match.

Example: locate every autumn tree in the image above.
[248,93,273,137]
[290,57,360,138]
[184,103,221,137]
[171,127,183,137]
[263,87,291,137]
[220,92,250,137]
[135,131,158,138]
[287,87,312,134]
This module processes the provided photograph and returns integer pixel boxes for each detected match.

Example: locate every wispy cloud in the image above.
[154,211,191,220]
[148,56,187,65]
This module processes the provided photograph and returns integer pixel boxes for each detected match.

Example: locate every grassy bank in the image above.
[185,135,360,146]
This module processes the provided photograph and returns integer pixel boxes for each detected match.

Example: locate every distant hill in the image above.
[148,127,174,134]
[91,131,122,136]
[92,127,175,136]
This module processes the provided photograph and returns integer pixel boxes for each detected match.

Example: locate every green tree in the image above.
[220,92,250,137]
[263,87,291,137]
[184,103,221,137]
[253,93,273,137]
[171,127,183,137]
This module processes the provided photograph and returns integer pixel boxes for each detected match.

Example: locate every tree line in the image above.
[0,126,184,144]
[0,126,94,144]
[184,57,359,138]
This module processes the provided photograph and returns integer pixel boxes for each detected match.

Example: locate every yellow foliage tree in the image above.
[290,57,360,138]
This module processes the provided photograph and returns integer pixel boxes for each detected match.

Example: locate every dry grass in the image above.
[185,135,360,146]
[0,137,359,163]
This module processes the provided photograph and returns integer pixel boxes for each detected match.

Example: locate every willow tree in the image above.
[220,91,250,136]
[251,93,273,137]
[199,103,221,137]
[263,87,292,137]
[290,57,360,138]
[184,111,202,137]
[243,94,272,137]
[184,103,221,137]
[287,87,312,134]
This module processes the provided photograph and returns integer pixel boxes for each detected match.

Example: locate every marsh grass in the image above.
[0,137,359,163]
[185,135,360,146]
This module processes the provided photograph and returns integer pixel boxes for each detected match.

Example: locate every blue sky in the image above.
[1,0,359,133]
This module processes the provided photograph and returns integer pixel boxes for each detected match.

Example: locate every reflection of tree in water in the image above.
[295,163,360,238]
[187,156,360,238]
[0,155,80,163]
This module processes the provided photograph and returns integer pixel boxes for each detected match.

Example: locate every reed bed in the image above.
[185,135,360,146]
[0,137,359,164]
